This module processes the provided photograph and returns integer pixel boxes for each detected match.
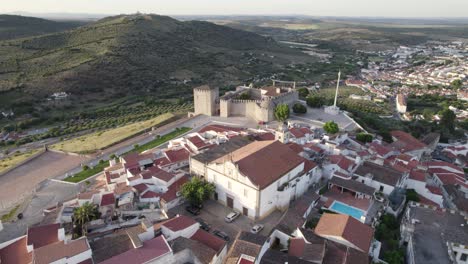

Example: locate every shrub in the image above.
[323,121,339,134]
[293,103,307,114]
[356,133,373,143]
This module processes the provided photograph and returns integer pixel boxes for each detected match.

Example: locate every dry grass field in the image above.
[0,149,41,175]
[51,113,175,153]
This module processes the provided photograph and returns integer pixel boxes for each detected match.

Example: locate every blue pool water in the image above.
[329,201,365,221]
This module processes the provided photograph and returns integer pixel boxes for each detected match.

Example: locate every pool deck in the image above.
[323,188,371,211]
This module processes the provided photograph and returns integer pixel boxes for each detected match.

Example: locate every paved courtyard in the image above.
[0,180,80,243]
[168,200,283,247]
[0,151,87,211]
[290,104,360,131]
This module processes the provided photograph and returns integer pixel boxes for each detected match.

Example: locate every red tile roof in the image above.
[33,238,90,264]
[199,124,242,134]
[100,193,116,207]
[329,155,355,171]
[133,183,150,194]
[303,159,318,173]
[0,236,32,264]
[162,215,197,232]
[286,142,303,154]
[215,141,304,190]
[27,223,60,249]
[426,186,443,195]
[315,213,373,253]
[288,237,306,258]
[161,176,189,203]
[154,157,171,167]
[190,229,226,253]
[303,143,323,153]
[369,142,393,157]
[390,130,426,153]
[424,161,464,174]
[289,128,305,138]
[187,135,209,149]
[165,148,190,163]
[409,170,426,182]
[99,235,172,264]
[141,191,161,199]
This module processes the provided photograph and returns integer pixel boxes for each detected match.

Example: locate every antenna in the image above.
[333,70,341,107]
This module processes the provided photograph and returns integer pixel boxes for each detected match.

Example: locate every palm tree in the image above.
[73,202,98,236]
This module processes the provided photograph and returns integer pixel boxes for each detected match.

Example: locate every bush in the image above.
[293,103,307,114]
[356,133,373,143]
[406,189,420,202]
[82,165,90,171]
[274,104,290,122]
[297,88,310,98]
[323,121,339,134]
[306,95,324,108]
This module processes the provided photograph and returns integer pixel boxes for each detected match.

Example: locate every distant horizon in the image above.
[4,11,468,21]
[2,0,468,18]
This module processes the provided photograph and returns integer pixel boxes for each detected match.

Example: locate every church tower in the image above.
[275,122,290,143]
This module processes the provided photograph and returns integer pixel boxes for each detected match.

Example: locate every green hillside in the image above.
[0,14,309,113]
[0,15,85,41]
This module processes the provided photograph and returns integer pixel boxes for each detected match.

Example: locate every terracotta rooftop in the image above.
[409,169,426,182]
[77,190,99,200]
[286,142,304,154]
[113,182,133,196]
[328,155,355,172]
[164,148,190,163]
[141,191,161,199]
[99,235,172,264]
[254,132,275,141]
[187,135,209,149]
[33,238,90,264]
[162,215,197,232]
[190,229,226,253]
[315,213,374,253]
[214,140,304,190]
[27,223,60,249]
[133,183,150,194]
[0,236,32,264]
[160,176,189,203]
[199,124,242,134]
[390,130,426,153]
[100,193,116,207]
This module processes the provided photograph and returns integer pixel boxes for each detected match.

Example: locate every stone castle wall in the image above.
[194,88,218,116]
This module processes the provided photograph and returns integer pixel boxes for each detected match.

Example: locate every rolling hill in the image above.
[0,15,85,41]
[0,14,310,112]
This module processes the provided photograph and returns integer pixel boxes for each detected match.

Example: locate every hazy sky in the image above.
[2,0,468,18]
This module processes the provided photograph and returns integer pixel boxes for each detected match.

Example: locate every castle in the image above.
[193,83,299,122]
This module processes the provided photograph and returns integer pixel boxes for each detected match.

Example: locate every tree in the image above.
[440,108,456,132]
[451,79,463,90]
[292,103,307,114]
[323,121,339,134]
[306,95,324,108]
[73,202,100,237]
[297,88,310,98]
[406,189,420,203]
[356,133,373,143]
[274,104,290,122]
[181,177,215,206]
[422,109,434,121]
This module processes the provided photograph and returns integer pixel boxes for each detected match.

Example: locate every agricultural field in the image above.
[0,149,41,174]
[51,113,175,154]
[307,86,392,115]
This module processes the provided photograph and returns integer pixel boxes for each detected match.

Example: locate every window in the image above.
[461,253,468,261]
[228,181,232,190]
[244,188,248,197]
[379,185,384,192]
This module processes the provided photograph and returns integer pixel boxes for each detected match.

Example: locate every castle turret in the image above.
[193,85,219,116]
[275,122,290,143]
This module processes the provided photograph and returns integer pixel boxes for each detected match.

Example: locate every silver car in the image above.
[224,212,240,223]
[251,224,264,234]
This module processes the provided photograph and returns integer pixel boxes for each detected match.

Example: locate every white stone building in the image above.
[190,138,317,220]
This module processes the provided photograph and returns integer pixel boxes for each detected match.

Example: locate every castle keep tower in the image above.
[193,85,219,116]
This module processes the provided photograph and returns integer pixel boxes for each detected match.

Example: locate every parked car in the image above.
[195,218,211,231]
[213,230,230,241]
[224,211,240,223]
[251,224,264,234]
[185,205,201,215]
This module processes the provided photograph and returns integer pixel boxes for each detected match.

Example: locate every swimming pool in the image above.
[329,201,366,222]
